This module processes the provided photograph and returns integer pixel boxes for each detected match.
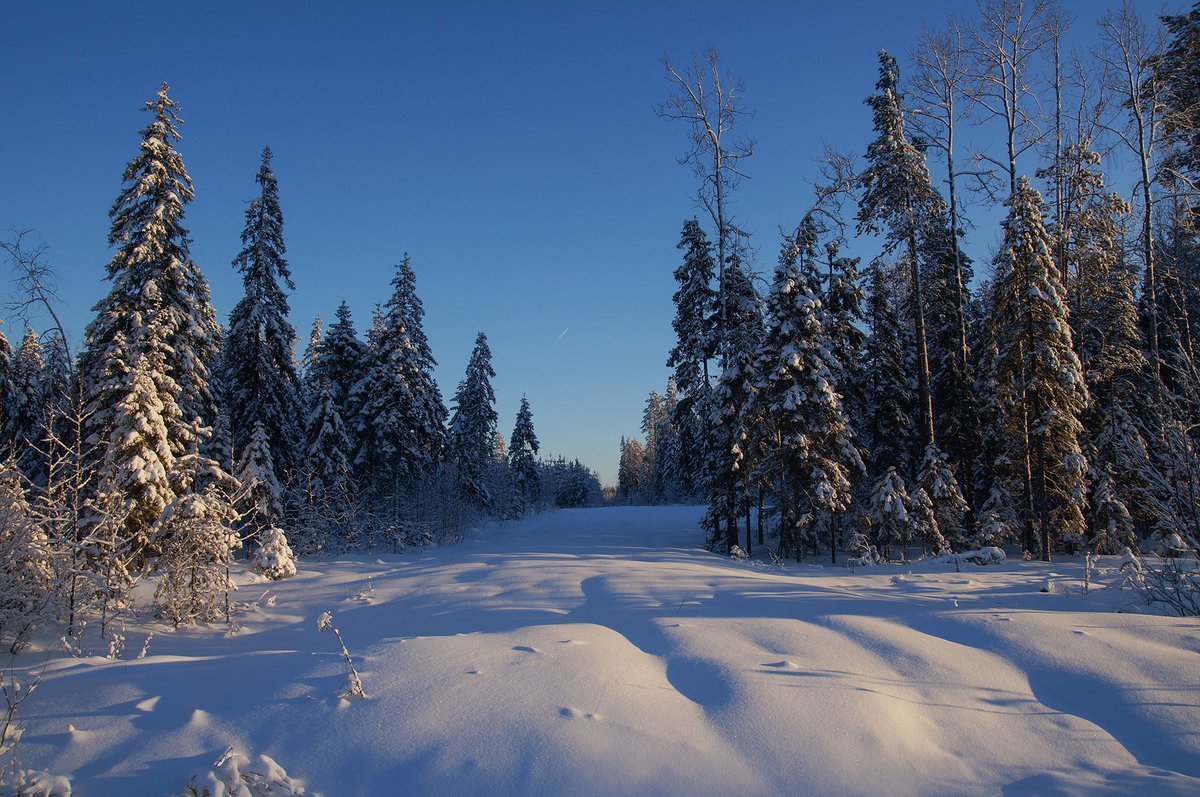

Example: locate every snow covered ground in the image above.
[8,506,1200,795]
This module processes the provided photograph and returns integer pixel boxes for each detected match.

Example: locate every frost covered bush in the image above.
[184,747,307,796]
[1130,552,1200,617]
[253,527,297,580]
[154,485,242,629]
[0,768,72,796]
[0,464,55,649]
[928,547,1007,568]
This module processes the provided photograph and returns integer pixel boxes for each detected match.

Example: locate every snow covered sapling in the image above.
[0,463,54,652]
[0,662,46,787]
[154,459,243,628]
[317,612,365,699]
[252,526,297,581]
[1133,554,1200,617]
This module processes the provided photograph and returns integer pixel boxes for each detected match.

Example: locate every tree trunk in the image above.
[908,229,935,448]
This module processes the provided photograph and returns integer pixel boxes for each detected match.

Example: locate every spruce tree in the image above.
[99,351,176,558]
[0,462,54,644]
[868,466,912,560]
[990,177,1089,557]
[507,396,540,518]
[448,332,498,508]
[153,460,241,627]
[313,301,366,423]
[304,381,354,496]
[655,379,684,501]
[1154,3,1200,183]
[0,330,11,456]
[864,262,915,478]
[910,486,947,555]
[7,328,47,482]
[617,437,646,503]
[237,419,284,551]
[1068,147,1161,549]
[301,315,323,390]
[80,83,220,559]
[921,210,978,499]
[222,147,303,481]
[704,256,763,553]
[353,258,447,492]
[917,443,969,551]
[752,227,862,561]
[857,51,941,450]
[668,219,718,498]
[823,242,868,441]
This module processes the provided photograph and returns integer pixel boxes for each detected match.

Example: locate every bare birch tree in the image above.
[967,0,1060,199]
[657,49,754,349]
[1096,2,1167,375]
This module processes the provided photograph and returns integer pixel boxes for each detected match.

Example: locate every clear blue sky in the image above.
[0,0,1177,485]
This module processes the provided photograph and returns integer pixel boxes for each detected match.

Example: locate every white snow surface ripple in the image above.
[12,506,1200,795]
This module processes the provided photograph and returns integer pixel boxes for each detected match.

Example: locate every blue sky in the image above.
[0,0,1177,484]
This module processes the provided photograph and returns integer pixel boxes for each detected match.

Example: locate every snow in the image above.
[8,506,1200,795]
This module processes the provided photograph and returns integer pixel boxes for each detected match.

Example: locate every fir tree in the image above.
[222,147,303,481]
[990,177,1089,557]
[448,332,498,508]
[507,396,540,518]
[80,83,220,559]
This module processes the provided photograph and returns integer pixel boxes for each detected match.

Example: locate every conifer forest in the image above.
[0,1,1198,794]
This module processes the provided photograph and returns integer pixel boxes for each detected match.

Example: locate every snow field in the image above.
[9,506,1200,795]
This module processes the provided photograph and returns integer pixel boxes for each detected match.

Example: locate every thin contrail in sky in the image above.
[556,328,570,340]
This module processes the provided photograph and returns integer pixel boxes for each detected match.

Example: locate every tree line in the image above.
[624,1,1200,564]
[0,84,601,645]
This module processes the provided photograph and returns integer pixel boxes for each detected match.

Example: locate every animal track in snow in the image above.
[558,707,601,720]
